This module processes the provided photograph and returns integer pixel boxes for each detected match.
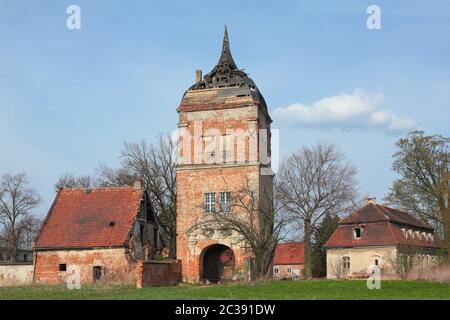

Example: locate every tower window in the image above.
[203,136,217,163]
[220,135,233,162]
[219,192,231,212]
[204,193,216,213]
[353,227,362,239]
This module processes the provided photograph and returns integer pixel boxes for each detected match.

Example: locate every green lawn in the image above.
[1,280,450,300]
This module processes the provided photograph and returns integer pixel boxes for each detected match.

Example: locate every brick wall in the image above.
[176,85,273,283]
[34,248,135,285]
[176,166,258,283]
[135,260,181,288]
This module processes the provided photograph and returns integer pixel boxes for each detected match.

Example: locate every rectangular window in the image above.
[203,136,217,163]
[93,266,102,281]
[287,267,292,273]
[6,254,10,261]
[220,135,233,162]
[204,193,216,213]
[59,264,67,272]
[274,266,279,274]
[23,254,28,261]
[353,227,362,239]
[0,253,3,261]
[342,257,350,270]
[219,192,231,212]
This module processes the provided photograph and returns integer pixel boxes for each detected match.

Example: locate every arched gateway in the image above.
[200,244,235,283]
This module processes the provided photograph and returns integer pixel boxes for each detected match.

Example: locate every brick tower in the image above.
[176,27,273,283]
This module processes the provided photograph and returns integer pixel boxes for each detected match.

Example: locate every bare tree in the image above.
[385,246,417,280]
[16,216,42,250]
[97,135,177,257]
[192,177,287,280]
[0,174,41,261]
[277,143,358,278]
[55,172,97,190]
[329,256,349,279]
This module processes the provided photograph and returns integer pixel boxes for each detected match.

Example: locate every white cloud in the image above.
[272,89,415,133]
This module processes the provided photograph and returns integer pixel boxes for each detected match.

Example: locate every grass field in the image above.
[1,280,450,300]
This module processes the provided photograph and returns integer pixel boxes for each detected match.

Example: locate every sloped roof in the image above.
[325,203,442,249]
[273,242,305,265]
[34,187,144,249]
[340,203,432,229]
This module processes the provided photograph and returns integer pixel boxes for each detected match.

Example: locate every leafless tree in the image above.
[329,256,349,279]
[192,176,287,280]
[385,246,417,280]
[0,174,41,261]
[97,135,177,257]
[55,172,97,190]
[16,216,42,250]
[277,143,358,278]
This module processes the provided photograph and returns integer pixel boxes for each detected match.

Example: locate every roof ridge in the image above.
[60,186,139,192]
[375,204,391,221]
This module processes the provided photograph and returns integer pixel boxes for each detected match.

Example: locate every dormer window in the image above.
[407,229,413,239]
[353,227,362,239]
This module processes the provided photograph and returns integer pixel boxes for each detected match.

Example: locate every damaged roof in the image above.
[34,187,144,250]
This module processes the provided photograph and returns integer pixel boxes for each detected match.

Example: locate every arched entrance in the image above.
[200,244,235,283]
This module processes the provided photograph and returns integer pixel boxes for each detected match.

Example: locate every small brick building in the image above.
[325,199,442,279]
[33,183,157,285]
[272,242,305,279]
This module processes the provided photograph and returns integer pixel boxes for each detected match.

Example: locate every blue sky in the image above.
[1,0,449,217]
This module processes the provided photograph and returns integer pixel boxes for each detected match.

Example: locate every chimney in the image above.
[364,197,377,205]
[133,180,143,190]
[195,69,202,83]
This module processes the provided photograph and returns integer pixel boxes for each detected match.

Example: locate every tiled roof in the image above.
[34,187,144,249]
[340,203,432,229]
[325,203,442,249]
[273,242,304,265]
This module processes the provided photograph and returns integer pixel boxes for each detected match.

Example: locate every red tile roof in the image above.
[34,187,144,249]
[273,242,305,265]
[340,203,432,229]
[325,203,442,249]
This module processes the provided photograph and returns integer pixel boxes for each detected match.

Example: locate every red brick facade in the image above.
[135,260,182,288]
[34,248,135,285]
[175,30,273,283]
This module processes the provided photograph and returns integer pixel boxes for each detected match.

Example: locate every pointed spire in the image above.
[218,25,237,70]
